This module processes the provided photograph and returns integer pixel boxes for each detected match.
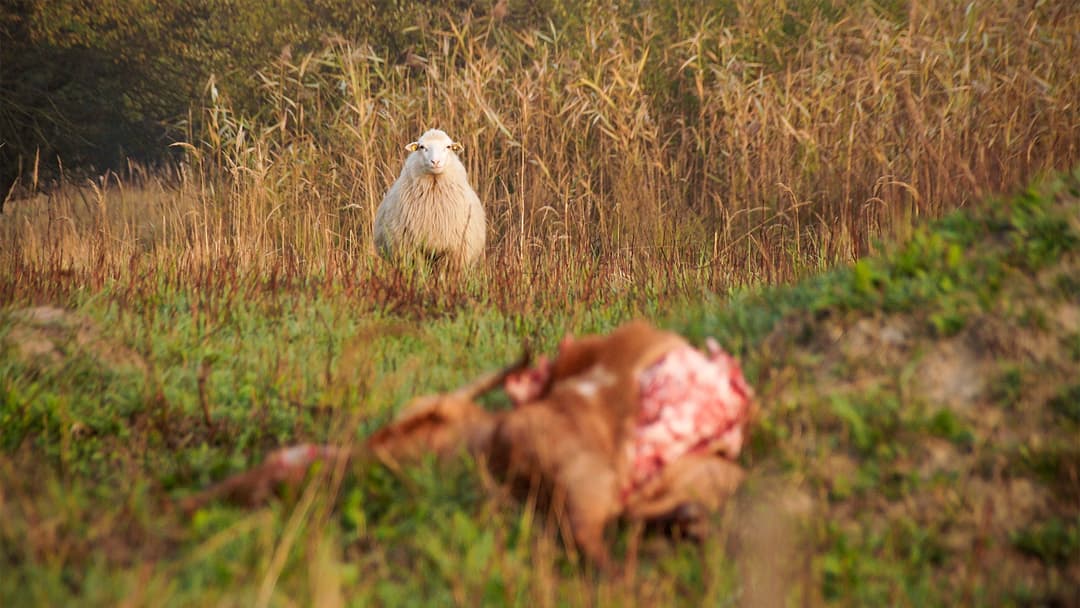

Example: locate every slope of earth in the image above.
[680,168,1080,605]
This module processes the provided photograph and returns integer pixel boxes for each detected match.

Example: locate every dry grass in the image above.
[3,2,1077,303]
[2,3,1080,594]
[2,4,1079,603]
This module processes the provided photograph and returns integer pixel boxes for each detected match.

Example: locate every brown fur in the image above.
[484,321,690,565]
[185,321,751,568]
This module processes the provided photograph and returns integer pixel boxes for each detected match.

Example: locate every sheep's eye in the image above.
[418,144,426,151]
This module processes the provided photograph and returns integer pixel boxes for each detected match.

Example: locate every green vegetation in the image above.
[2,170,1078,604]
[2,1,1080,604]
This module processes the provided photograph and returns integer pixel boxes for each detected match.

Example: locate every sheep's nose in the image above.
[431,159,443,169]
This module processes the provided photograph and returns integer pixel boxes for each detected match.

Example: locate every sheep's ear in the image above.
[405,142,420,152]
[450,141,463,152]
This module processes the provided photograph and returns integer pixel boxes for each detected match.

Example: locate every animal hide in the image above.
[182,320,754,567]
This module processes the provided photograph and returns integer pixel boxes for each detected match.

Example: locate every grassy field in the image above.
[2,171,1078,605]
[2,1,1080,605]
[6,1,1079,289]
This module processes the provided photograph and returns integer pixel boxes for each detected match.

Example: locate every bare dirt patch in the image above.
[4,306,146,372]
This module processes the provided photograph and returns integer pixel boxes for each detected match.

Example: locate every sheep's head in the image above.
[406,129,463,176]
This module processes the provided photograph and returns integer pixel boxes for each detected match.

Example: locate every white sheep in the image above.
[373,129,486,269]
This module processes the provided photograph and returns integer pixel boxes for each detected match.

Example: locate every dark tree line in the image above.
[0,0,561,204]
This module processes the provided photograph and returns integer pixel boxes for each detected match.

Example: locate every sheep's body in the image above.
[374,129,486,269]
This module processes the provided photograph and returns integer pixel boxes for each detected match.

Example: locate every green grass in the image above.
[2,170,1080,605]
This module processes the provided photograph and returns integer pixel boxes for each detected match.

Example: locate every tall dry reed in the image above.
[2,1,1078,305]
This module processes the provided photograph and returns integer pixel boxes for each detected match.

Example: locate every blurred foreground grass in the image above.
[1,170,1078,605]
